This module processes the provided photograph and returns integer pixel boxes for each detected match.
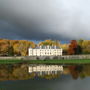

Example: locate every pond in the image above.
[0,64,90,90]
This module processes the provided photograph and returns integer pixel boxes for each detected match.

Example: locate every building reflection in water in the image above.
[29,65,63,76]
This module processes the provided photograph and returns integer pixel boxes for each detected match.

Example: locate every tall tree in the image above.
[68,40,77,55]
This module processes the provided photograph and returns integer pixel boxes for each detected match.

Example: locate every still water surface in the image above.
[0,64,90,90]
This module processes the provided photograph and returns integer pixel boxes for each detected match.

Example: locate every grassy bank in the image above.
[0,60,24,64]
[28,59,90,64]
[0,59,90,64]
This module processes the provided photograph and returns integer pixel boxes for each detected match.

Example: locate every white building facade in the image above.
[28,45,62,56]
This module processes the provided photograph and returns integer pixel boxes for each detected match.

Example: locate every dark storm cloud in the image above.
[0,0,90,40]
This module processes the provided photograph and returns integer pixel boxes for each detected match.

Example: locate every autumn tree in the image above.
[81,40,90,54]
[0,39,10,56]
[68,40,77,55]
[60,44,69,55]
[68,40,82,55]
[13,40,36,56]
[39,40,60,47]
[0,39,36,56]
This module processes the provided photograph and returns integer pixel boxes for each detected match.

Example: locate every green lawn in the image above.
[28,59,90,64]
[0,60,24,64]
[0,59,90,64]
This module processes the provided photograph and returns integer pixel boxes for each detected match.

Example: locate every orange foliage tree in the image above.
[0,39,10,56]
[0,39,36,56]
[68,40,78,55]
[39,40,60,47]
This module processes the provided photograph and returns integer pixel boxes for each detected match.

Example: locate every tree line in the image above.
[0,39,90,56]
[0,39,36,56]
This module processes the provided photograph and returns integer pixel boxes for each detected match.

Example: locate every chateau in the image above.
[28,45,62,56]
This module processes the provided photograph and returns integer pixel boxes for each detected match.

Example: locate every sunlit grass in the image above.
[0,60,24,64]
[28,59,90,64]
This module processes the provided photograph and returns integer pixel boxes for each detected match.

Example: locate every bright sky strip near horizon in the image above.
[0,0,90,41]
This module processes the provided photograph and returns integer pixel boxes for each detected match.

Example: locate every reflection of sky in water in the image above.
[0,75,90,90]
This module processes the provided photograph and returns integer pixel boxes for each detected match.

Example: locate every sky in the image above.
[0,0,90,41]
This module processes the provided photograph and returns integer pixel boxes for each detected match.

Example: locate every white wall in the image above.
[29,48,62,56]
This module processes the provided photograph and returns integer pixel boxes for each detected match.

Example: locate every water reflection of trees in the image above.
[68,65,90,80]
[0,64,90,81]
[68,65,83,79]
[80,65,90,79]
[0,64,34,81]
[0,64,62,81]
